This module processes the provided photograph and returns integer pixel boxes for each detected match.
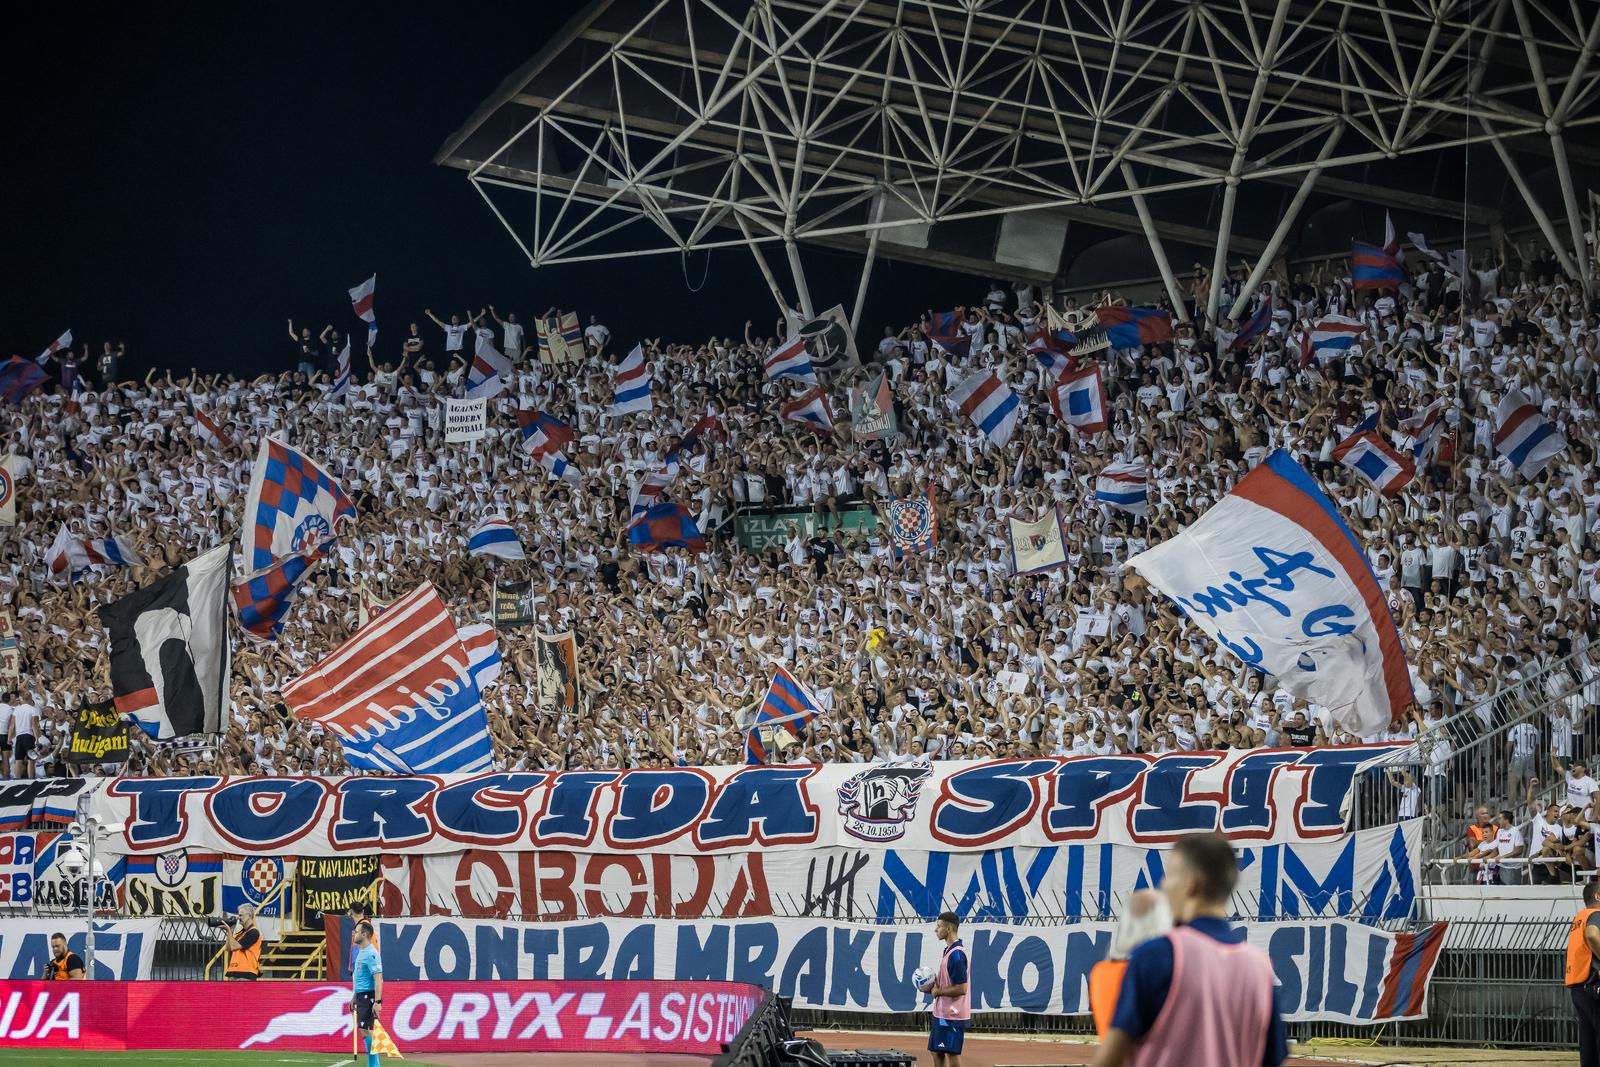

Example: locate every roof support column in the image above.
[735,213,792,320]
[785,235,814,319]
[1227,124,1344,320]
[1120,163,1190,323]
[1206,0,1294,324]
[850,222,882,334]
[1480,119,1583,282]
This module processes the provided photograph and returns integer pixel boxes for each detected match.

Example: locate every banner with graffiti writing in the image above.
[90,744,1412,857]
[373,820,1421,923]
[332,914,1446,1023]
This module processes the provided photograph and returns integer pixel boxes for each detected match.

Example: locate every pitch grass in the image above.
[0,1052,446,1067]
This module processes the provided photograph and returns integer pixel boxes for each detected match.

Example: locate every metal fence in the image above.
[793,916,1574,1050]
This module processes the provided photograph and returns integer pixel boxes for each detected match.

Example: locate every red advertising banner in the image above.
[0,979,762,1054]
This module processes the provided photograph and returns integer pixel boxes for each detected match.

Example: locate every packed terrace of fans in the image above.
[5,245,1598,845]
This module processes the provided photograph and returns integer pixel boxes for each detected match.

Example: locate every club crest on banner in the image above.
[243,855,286,905]
[290,515,332,554]
[837,763,931,842]
[885,489,936,556]
[155,848,190,890]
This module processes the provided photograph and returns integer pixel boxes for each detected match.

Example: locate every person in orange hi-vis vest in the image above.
[1090,891,1173,1038]
[1565,879,1600,1066]
[1092,834,1287,1067]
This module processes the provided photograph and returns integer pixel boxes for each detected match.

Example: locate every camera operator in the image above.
[222,904,262,981]
[43,933,84,980]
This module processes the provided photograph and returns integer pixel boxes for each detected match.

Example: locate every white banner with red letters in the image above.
[88,744,1411,858]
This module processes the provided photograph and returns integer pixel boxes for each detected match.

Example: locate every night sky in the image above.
[5,3,976,377]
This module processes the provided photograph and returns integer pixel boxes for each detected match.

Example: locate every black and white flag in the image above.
[97,543,231,739]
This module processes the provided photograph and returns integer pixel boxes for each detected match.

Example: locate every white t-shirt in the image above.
[1566,771,1599,808]
[10,703,39,737]
[442,323,470,351]
[1491,825,1524,860]
[0,703,12,737]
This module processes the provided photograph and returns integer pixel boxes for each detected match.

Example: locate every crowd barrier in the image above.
[0,978,762,1054]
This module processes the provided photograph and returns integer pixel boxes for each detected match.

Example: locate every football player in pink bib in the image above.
[919,911,969,1066]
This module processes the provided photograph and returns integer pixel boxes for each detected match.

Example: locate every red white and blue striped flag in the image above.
[949,368,1020,447]
[610,344,654,415]
[1094,460,1149,517]
[1494,388,1566,477]
[330,338,351,400]
[37,330,72,365]
[283,583,495,774]
[348,274,377,349]
[465,334,511,400]
[779,389,835,435]
[516,408,574,458]
[1400,398,1446,467]
[764,335,818,385]
[745,664,822,764]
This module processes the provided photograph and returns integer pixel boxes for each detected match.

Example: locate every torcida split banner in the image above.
[89,743,1411,857]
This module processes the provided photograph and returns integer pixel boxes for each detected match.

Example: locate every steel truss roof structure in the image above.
[439,0,1600,322]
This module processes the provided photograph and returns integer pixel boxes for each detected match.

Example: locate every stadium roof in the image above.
[439,0,1600,320]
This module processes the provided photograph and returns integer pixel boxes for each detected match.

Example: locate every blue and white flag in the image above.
[283,583,495,774]
[1094,460,1148,516]
[465,334,511,400]
[610,344,653,415]
[541,451,580,486]
[764,336,818,385]
[1127,449,1412,737]
[1401,399,1445,466]
[468,518,525,561]
[1494,388,1565,477]
[949,368,1020,447]
[330,338,351,400]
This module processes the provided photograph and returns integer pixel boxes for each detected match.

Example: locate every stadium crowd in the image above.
[4,238,1599,853]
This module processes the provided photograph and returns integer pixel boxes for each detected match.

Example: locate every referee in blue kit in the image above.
[350,921,384,1067]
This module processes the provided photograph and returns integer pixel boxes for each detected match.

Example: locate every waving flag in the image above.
[1351,240,1407,290]
[540,450,580,486]
[1401,399,1446,466]
[745,665,822,764]
[330,338,351,400]
[764,336,818,384]
[283,583,494,773]
[1026,324,1075,381]
[231,551,319,640]
[1382,211,1400,258]
[1051,364,1108,433]
[1007,506,1069,575]
[779,389,835,435]
[1127,449,1412,736]
[884,485,937,558]
[517,408,574,457]
[1301,314,1367,368]
[0,359,48,405]
[465,334,511,400]
[240,437,356,574]
[348,274,377,349]
[1096,305,1173,348]
[1231,298,1273,351]
[194,408,233,450]
[1494,388,1566,477]
[849,369,897,441]
[37,330,72,365]
[630,457,680,523]
[1095,461,1149,516]
[1334,424,1415,497]
[468,518,526,561]
[627,502,706,553]
[84,535,143,569]
[99,544,232,740]
[456,623,503,691]
[45,524,90,579]
[927,310,971,358]
[949,368,1020,447]
[610,344,653,415]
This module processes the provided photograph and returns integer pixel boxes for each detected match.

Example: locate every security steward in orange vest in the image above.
[43,933,84,980]
[1566,879,1600,1066]
[224,904,263,981]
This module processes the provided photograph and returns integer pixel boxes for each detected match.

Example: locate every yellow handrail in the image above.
[203,864,297,980]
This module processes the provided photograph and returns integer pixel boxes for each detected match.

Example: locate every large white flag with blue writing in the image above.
[1127,449,1412,737]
